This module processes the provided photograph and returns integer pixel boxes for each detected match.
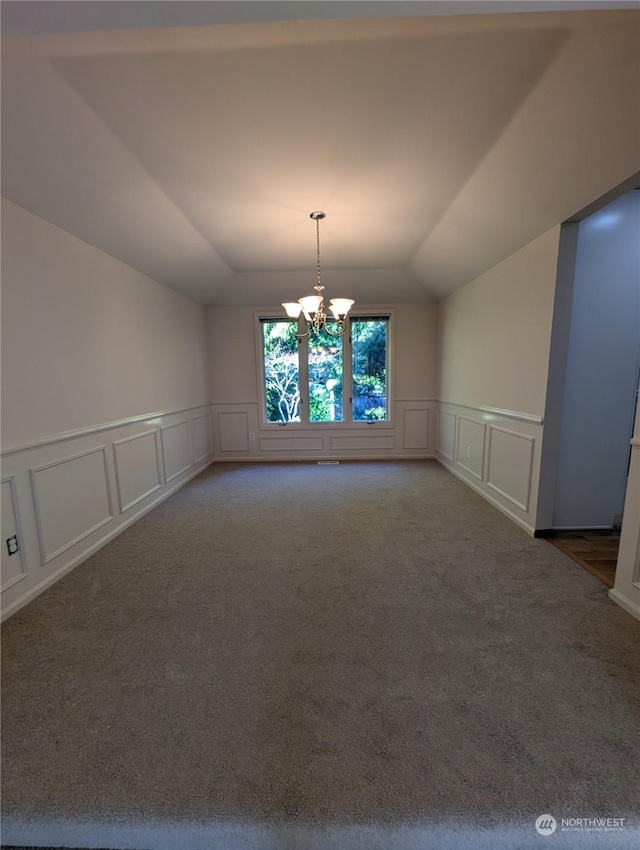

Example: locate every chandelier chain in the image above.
[316,216,322,289]
[281,211,354,338]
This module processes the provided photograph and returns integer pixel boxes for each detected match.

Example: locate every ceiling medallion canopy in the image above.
[282,212,354,338]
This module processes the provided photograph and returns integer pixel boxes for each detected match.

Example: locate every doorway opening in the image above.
[537,186,640,587]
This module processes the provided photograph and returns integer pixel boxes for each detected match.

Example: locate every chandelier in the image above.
[282,211,354,338]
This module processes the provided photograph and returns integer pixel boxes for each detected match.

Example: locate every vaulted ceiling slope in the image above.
[2,2,639,305]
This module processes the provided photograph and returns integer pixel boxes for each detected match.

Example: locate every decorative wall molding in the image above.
[437,411,456,461]
[438,455,536,536]
[259,437,323,452]
[191,414,213,465]
[1,405,214,621]
[438,400,543,426]
[456,417,486,481]
[113,430,162,514]
[1,403,213,457]
[160,421,192,483]
[208,401,260,407]
[1,477,28,591]
[402,408,429,450]
[329,435,395,451]
[211,399,435,461]
[436,400,542,534]
[30,446,114,565]
[219,411,250,452]
[486,426,535,512]
[1,459,212,624]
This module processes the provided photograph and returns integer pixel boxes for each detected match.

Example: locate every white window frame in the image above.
[255,308,395,430]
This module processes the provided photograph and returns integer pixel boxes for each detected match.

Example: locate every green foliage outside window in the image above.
[308,327,343,422]
[352,319,387,420]
[262,320,300,422]
[262,316,388,423]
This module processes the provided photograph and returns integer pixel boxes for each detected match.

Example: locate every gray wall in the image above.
[553,190,640,528]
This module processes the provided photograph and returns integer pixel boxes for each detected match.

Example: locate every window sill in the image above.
[259,421,394,432]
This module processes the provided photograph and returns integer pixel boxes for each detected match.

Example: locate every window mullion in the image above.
[298,334,310,424]
[344,324,353,423]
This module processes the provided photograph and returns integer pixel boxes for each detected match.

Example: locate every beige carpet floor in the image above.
[2,461,639,849]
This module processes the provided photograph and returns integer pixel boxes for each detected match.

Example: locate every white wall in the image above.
[206,302,438,460]
[552,192,640,528]
[1,198,210,449]
[436,227,561,532]
[610,389,640,622]
[1,200,213,620]
[438,226,561,415]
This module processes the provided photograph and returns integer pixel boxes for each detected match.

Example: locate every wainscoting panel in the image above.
[218,411,249,453]
[436,401,543,535]
[437,411,456,462]
[403,409,429,450]
[330,435,395,451]
[161,421,192,483]
[1,404,214,621]
[259,437,324,453]
[486,426,534,512]
[31,447,113,564]
[211,400,435,461]
[113,431,162,513]
[456,417,485,481]
[1,478,27,591]
[191,414,213,465]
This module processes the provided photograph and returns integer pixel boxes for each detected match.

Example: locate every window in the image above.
[351,317,388,421]
[308,326,344,423]
[260,315,390,424]
[262,319,301,422]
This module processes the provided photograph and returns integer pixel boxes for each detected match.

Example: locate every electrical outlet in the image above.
[6,535,19,556]
[249,432,256,442]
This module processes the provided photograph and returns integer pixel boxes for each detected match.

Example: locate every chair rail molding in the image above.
[1,404,213,456]
[438,400,543,425]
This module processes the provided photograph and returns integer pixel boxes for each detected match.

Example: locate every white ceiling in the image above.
[2,2,639,306]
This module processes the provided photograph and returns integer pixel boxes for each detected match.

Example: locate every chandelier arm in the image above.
[323,321,347,338]
[293,323,311,339]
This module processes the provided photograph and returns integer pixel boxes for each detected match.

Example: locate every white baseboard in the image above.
[213,454,437,463]
[1,459,213,623]
[608,588,640,623]
[437,455,535,536]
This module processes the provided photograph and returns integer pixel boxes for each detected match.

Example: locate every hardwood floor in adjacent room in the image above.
[548,529,621,588]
